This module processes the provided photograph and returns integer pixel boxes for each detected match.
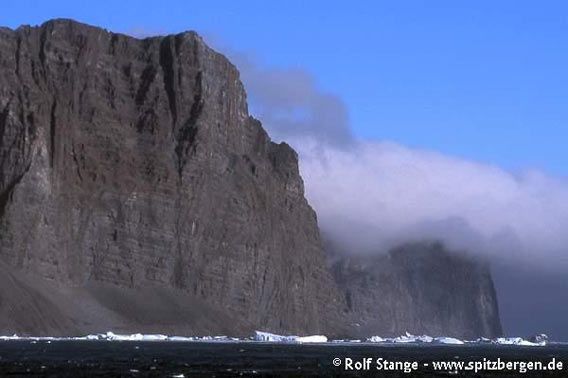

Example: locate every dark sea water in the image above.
[1,340,567,377]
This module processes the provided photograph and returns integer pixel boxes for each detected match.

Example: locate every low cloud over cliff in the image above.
[219,45,568,272]
[298,139,568,272]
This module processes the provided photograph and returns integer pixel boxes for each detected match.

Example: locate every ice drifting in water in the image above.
[0,331,549,346]
[366,333,463,344]
[0,332,236,342]
[493,337,547,347]
[364,332,546,346]
[253,331,327,343]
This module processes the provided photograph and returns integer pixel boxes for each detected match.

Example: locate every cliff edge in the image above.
[0,19,501,338]
[0,19,342,336]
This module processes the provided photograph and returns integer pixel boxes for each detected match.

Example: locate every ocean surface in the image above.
[1,339,567,377]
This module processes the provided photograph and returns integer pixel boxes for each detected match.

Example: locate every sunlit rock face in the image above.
[0,19,501,339]
[0,19,343,336]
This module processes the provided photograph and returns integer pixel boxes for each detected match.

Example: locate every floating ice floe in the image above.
[0,331,549,346]
[367,333,436,344]
[0,334,59,341]
[254,331,327,343]
[81,332,168,341]
[434,337,464,345]
[85,333,234,342]
[366,333,461,344]
[331,339,362,343]
[365,332,544,346]
[366,336,385,343]
[0,334,22,341]
[80,332,170,341]
[493,337,546,347]
[0,332,230,342]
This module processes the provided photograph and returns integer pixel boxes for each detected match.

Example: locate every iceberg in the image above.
[115,332,162,341]
[79,332,169,341]
[0,331,548,346]
[367,336,385,343]
[434,337,464,345]
[254,331,327,343]
[366,333,434,344]
[0,334,22,341]
[331,339,362,343]
[494,337,546,347]
[365,333,544,346]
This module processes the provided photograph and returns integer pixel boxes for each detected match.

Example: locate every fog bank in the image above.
[296,138,568,272]
[207,40,568,273]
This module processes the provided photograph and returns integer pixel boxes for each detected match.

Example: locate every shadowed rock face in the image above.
[331,242,503,339]
[0,19,343,336]
[0,19,501,338]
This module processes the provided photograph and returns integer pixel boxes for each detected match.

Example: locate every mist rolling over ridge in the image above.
[0,6,564,341]
[1,3,568,375]
[226,50,568,270]
[220,49,568,339]
[300,139,568,271]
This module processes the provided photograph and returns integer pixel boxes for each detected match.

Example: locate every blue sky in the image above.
[2,0,567,175]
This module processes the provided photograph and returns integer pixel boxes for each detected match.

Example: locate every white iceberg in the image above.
[0,334,21,340]
[434,337,464,345]
[365,333,545,346]
[367,333,434,344]
[167,336,197,342]
[494,337,546,347]
[254,331,327,343]
[0,331,548,346]
[80,332,168,341]
[367,336,385,343]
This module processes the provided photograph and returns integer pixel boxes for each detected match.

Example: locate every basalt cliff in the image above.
[331,242,503,339]
[0,19,501,338]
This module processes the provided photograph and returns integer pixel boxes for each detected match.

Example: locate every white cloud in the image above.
[294,137,568,271]
[212,42,568,272]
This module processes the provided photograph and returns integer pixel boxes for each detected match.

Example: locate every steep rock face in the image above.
[0,19,342,335]
[331,242,503,339]
[0,19,503,339]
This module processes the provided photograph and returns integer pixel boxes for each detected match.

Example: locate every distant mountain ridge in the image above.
[0,19,501,338]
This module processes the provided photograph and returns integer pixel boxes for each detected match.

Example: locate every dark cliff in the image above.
[331,241,503,339]
[0,19,342,336]
[0,19,501,339]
